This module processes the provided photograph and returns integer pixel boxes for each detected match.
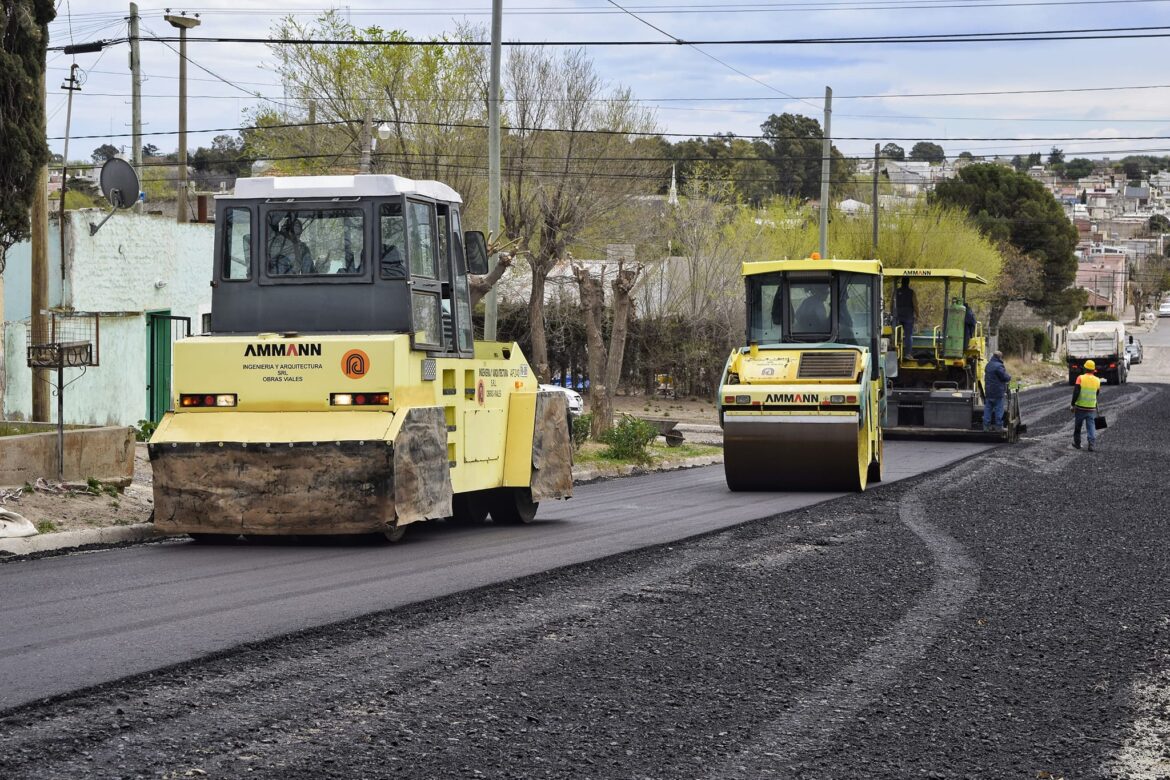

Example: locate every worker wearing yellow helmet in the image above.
[1071,359,1102,451]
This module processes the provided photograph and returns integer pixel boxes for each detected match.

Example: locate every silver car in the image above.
[1126,340,1143,365]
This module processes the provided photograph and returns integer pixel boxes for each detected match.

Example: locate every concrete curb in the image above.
[0,454,727,558]
[0,523,164,557]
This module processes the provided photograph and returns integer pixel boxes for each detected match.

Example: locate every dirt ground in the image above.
[0,445,155,534]
[609,392,719,424]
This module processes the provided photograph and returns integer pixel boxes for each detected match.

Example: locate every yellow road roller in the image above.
[149,175,573,542]
[717,255,886,492]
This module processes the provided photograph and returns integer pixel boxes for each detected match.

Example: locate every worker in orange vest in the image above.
[1071,359,1102,451]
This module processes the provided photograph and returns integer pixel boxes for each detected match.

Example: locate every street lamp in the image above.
[165,13,200,223]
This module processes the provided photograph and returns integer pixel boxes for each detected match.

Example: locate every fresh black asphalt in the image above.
[0,381,1165,778]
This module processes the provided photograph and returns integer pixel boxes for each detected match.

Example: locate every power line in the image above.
[48,114,1170,143]
[48,24,1170,50]
[603,0,822,112]
[45,67,1170,104]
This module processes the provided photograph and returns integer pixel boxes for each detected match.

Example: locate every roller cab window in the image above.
[265,208,364,277]
[407,199,443,350]
[379,202,407,280]
[749,271,877,347]
[220,207,252,281]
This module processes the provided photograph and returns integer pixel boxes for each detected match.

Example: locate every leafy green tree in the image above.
[191,134,249,177]
[758,113,853,199]
[881,143,905,161]
[908,141,945,163]
[1122,158,1143,181]
[1047,147,1065,166]
[931,163,1082,322]
[957,151,975,161]
[91,143,119,163]
[1011,155,1025,172]
[667,134,774,205]
[0,0,56,277]
[1063,158,1094,179]
[1026,152,1042,168]
[142,143,161,158]
[1150,214,1170,233]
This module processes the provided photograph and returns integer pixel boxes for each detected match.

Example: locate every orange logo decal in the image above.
[342,349,370,379]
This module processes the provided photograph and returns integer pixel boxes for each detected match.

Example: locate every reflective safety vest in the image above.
[1075,372,1101,409]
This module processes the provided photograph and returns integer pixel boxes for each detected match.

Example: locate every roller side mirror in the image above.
[464,230,489,275]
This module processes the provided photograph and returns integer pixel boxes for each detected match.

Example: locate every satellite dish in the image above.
[98,157,140,209]
[90,158,141,235]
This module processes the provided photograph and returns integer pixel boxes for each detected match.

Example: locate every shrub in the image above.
[571,412,593,451]
[998,325,1051,359]
[1081,310,1117,323]
[598,415,658,463]
[134,418,157,442]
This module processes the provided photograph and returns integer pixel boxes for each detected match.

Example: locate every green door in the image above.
[147,312,191,422]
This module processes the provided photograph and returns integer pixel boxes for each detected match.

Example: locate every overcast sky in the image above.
[46,0,1170,167]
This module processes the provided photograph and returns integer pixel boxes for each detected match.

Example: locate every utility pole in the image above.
[130,2,143,212]
[872,143,880,255]
[59,64,81,283]
[31,68,50,423]
[818,86,832,259]
[165,13,200,223]
[484,0,502,341]
[359,101,373,174]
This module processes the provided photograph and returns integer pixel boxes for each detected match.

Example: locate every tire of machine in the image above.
[383,524,406,543]
[489,487,539,525]
[450,491,491,526]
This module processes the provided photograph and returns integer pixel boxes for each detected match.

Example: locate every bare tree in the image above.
[501,47,659,382]
[573,260,642,436]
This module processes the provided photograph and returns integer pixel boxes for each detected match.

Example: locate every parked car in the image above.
[540,384,584,417]
[1126,339,1144,365]
[1159,302,1170,317]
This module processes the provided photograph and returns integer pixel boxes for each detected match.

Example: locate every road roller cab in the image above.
[718,256,886,492]
[148,175,573,541]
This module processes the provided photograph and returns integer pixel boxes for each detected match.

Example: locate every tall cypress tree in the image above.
[0,0,56,273]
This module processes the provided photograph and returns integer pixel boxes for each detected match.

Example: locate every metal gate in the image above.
[147,312,191,422]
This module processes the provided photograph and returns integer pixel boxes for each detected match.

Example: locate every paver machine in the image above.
[882,268,1023,442]
[149,175,573,542]
[717,254,886,492]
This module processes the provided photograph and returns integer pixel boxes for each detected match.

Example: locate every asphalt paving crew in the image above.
[1071,358,1102,451]
[982,350,1011,431]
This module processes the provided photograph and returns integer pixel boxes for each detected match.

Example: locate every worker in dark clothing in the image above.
[894,277,917,358]
[982,350,1011,431]
[963,302,977,350]
[1071,359,1102,451]
[793,285,831,335]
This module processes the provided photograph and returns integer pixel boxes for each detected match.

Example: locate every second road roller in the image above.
[717,254,886,492]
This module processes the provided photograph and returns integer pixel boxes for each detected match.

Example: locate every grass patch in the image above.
[575,440,720,468]
[35,520,60,534]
